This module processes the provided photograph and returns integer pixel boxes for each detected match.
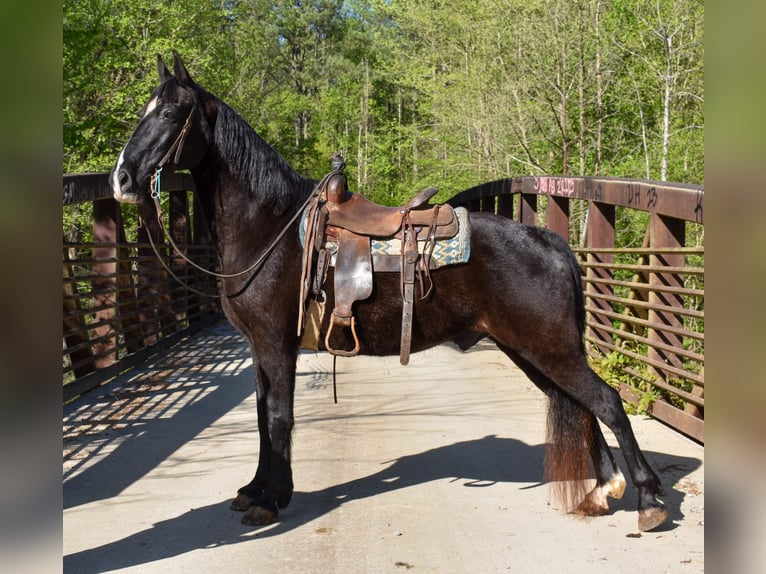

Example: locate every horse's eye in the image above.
[160,108,173,120]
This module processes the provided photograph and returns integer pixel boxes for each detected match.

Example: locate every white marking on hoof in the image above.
[574,471,626,516]
[575,483,608,516]
[605,470,626,500]
[586,471,626,505]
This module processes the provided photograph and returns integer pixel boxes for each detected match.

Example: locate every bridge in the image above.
[63,172,704,571]
[63,173,704,441]
[64,320,704,572]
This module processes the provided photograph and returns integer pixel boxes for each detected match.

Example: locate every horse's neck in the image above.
[212,99,303,206]
[193,103,309,266]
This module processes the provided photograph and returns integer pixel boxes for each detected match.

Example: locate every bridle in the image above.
[140,102,326,298]
[147,103,196,209]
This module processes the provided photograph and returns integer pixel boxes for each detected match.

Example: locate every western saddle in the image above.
[299,154,459,365]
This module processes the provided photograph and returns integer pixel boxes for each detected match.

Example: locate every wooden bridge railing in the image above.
[63,172,704,442]
[449,176,704,443]
[63,172,221,402]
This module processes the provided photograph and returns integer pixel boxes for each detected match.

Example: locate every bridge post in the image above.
[546,196,570,241]
[91,198,121,368]
[135,202,175,344]
[169,190,191,327]
[648,213,688,400]
[191,193,216,321]
[519,193,537,226]
[585,201,615,355]
[169,190,191,265]
[496,194,514,219]
[480,194,496,213]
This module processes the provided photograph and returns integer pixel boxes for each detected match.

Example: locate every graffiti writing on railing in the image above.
[532,176,575,197]
[592,182,603,201]
[647,187,658,208]
[625,183,640,206]
[625,183,659,210]
[694,189,703,223]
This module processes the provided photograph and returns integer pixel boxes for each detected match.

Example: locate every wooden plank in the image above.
[526,176,703,223]
[63,173,114,205]
[450,176,703,224]
[618,384,703,444]
[650,400,704,443]
[63,249,94,379]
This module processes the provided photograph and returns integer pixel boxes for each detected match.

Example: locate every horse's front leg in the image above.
[231,352,296,526]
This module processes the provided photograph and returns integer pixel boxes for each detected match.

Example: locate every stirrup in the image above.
[325,314,360,357]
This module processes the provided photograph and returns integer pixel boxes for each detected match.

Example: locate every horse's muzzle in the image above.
[110,168,140,203]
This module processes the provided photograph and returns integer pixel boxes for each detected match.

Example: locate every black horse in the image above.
[110,52,667,532]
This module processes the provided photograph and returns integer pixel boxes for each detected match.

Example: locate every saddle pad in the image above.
[369,207,470,267]
[299,206,471,268]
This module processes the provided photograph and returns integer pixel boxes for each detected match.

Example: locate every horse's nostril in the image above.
[118,170,132,191]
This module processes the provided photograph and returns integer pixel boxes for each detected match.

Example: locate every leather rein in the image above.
[140,104,320,298]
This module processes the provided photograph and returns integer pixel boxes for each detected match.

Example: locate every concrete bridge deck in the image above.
[63,321,704,573]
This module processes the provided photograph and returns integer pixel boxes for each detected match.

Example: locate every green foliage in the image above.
[589,350,660,415]
[63,0,236,173]
[64,0,704,192]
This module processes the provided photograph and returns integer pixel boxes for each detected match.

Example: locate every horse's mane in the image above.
[212,97,304,215]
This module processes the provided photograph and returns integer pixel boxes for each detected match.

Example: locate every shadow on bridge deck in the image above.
[63,321,704,574]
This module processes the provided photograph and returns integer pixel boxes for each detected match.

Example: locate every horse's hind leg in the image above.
[498,344,626,516]
[553,362,667,531]
[574,414,627,516]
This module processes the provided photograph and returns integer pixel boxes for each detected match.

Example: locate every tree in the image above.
[64,0,704,191]
[63,0,235,173]
[606,0,704,182]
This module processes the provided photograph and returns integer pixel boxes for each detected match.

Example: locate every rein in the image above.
[141,184,317,298]
[141,132,338,297]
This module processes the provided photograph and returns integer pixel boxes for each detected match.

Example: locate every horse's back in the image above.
[331,212,583,357]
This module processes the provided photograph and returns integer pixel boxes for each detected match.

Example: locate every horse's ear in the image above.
[157,54,171,82]
[172,50,194,85]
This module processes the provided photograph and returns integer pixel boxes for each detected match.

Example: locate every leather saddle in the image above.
[299,156,459,365]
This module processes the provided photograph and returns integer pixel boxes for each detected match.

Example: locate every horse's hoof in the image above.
[241,505,278,526]
[277,491,293,509]
[638,504,668,531]
[573,472,626,516]
[230,493,254,512]
[573,496,609,517]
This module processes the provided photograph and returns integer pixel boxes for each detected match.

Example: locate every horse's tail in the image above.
[544,384,594,512]
[543,246,593,511]
[567,247,586,342]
